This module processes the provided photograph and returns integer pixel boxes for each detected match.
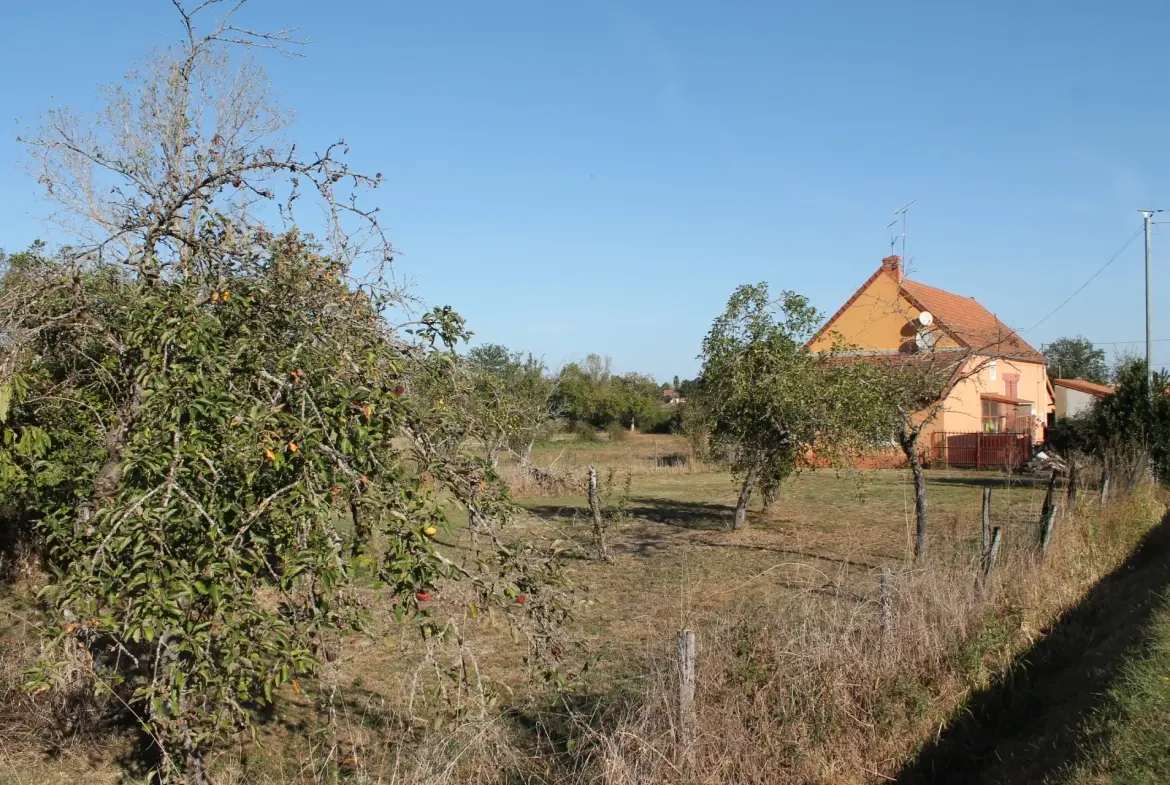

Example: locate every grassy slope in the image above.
[1069,591,1170,784]
[894,502,1170,785]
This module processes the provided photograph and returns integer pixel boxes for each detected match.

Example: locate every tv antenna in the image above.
[886,220,898,256]
[894,200,916,266]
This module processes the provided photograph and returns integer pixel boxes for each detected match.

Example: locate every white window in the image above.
[989,360,997,381]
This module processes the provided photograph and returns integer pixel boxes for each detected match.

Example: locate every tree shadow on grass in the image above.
[893,510,1170,784]
[524,497,734,533]
[926,474,1048,491]
[690,537,886,573]
[624,498,733,531]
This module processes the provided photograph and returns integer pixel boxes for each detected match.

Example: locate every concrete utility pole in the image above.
[1141,210,1161,397]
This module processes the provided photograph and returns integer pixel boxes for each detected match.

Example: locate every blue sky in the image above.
[3,1,1169,381]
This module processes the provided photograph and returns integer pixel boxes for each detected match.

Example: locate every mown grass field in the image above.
[503,435,1050,665]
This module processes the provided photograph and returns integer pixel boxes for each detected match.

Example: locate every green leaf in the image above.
[0,382,12,424]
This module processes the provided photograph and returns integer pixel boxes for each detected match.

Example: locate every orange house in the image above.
[808,256,1054,467]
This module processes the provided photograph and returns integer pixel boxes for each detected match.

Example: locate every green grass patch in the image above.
[1072,590,1170,784]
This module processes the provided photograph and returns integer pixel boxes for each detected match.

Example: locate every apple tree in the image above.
[694,284,891,530]
[466,344,554,466]
[0,4,570,781]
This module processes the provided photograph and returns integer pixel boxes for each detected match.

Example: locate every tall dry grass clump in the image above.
[564,483,1163,785]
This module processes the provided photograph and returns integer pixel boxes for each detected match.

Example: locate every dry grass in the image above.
[0,438,1164,784]
[497,434,703,496]
[558,487,1162,784]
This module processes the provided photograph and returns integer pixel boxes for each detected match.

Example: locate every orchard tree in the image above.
[694,284,890,530]
[553,355,613,429]
[868,352,966,563]
[407,343,553,467]
[466,344,553,466]
[1045,336,1108,384]
[1,3,568,781]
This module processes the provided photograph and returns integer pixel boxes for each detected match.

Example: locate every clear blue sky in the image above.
[3,1,1169,381]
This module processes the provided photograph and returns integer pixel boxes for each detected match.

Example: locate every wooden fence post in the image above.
[981,526,1002,587]
[1099,469,1110,504]
[879,568,892,645]
[1041,468,1058,520]
[588,465,610,562]
[676,629,696,769]
[981,487,991,555]
[1066,458,1078,507]
[1039,505,1059,560]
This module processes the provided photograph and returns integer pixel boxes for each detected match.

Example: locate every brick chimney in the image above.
[881,255,903,281]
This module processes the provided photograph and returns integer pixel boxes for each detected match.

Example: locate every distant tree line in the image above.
[553,353,683,435]
[424,347,691,455]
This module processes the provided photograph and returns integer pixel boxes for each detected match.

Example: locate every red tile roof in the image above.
[900,279,1045,363]
[1053,378,1114,397]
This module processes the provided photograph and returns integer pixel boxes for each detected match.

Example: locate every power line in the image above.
[1021,227,1144,334]
[1080,338,1170,346]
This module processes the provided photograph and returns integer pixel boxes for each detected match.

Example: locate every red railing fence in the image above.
[928,431,1032,470]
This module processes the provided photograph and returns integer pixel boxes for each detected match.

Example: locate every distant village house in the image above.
[1052,378,1114,419]
[808,255,1055,468]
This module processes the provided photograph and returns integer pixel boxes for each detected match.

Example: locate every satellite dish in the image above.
[917,311,934,327]
[915,328,938,352]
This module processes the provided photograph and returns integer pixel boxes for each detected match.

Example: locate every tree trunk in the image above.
[900,434,928,564]
[78,380,145,531]
[488,437,504,469]
[761,483,778,516]
[733,459,762,531]
[910,455,928,563]
[349,498,369,556]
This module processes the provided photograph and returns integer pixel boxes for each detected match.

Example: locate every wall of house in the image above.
[1054,386,1096,418]
[939,356,1052,444]
[808,270,962,353]
[809,266,1054,452]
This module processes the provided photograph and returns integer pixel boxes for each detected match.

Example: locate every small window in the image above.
[989,360,997,381]
[982,399,1001,432]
